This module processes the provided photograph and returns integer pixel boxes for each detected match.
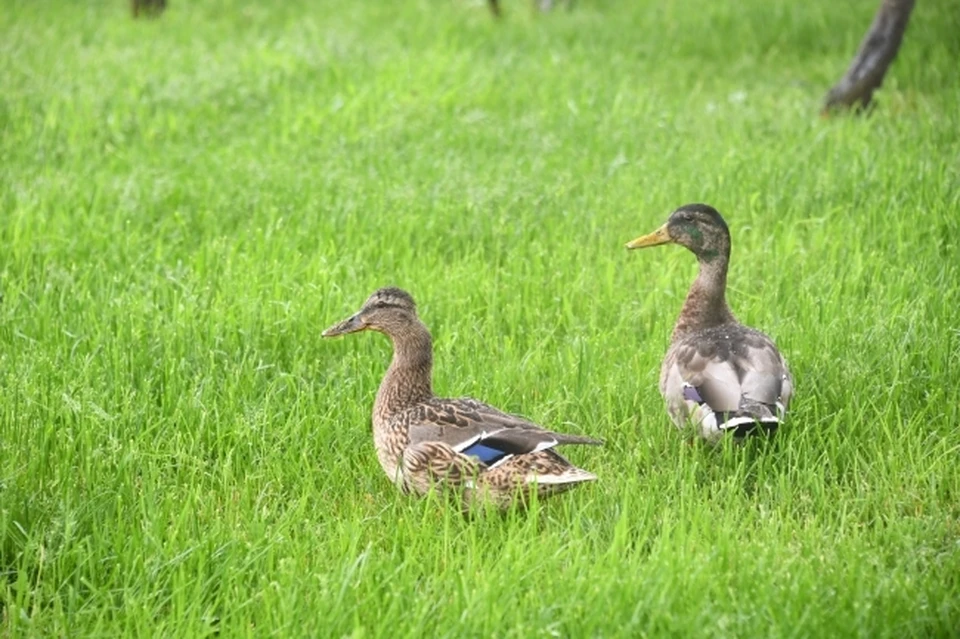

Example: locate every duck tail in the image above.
[554,433,605,447]
[717,399,782,438]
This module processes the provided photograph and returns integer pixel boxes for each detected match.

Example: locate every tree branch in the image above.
[822,0,916,114]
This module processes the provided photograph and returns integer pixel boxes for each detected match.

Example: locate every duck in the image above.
[322,287,601,509]
[625,203,794,443]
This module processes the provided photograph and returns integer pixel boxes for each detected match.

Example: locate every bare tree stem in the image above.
[823,0,916,113]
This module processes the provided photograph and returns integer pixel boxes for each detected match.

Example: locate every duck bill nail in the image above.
[321,314,365,337]
[625,224,672,250]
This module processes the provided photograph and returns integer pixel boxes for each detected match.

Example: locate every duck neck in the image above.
[672,254,737,340]
[374,320,434,418]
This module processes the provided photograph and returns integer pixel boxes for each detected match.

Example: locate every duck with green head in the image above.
[626,203,794,443]
[322,287,602,509]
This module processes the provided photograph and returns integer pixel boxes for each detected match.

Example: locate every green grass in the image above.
[2,0,959,635]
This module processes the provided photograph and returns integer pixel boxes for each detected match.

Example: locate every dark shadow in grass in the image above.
[693,430,786,499]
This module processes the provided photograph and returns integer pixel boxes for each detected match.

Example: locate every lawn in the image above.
[1,0,959,636]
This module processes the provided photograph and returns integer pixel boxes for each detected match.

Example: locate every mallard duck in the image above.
[626,203,794,443]
[322,287,601,509]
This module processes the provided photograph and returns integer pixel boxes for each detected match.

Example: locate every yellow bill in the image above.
[625,223,672,250]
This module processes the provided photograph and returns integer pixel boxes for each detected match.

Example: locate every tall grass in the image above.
[1,0,959,635]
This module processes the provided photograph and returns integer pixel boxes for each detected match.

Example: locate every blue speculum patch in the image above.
[463,441,510,465]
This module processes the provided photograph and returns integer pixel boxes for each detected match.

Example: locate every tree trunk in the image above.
[132,0,167,19]
[487,0,573,18]
[822,0,916,114]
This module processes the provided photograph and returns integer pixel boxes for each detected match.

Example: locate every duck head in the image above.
[626,203,731,263]
[322,287,419,338]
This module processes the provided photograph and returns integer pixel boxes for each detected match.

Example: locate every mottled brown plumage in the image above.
[626,204,794,443]
[323,287,601,509]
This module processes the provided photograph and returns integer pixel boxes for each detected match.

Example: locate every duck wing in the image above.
[663,324,792,440]
[401,397,602,468]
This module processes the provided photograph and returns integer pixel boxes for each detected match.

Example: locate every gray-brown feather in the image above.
[400,442,595,509]
[401,441,481,495]
[400,397,601,451]
[661,323,792,429]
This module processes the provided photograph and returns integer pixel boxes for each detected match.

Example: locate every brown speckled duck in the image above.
[626,204,794,443]
[322,287,601,509]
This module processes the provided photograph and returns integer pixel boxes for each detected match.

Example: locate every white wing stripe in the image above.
[451,433,484,453]
[719,416,781,431]
[487,454,515,470]
[531,438,559,453]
